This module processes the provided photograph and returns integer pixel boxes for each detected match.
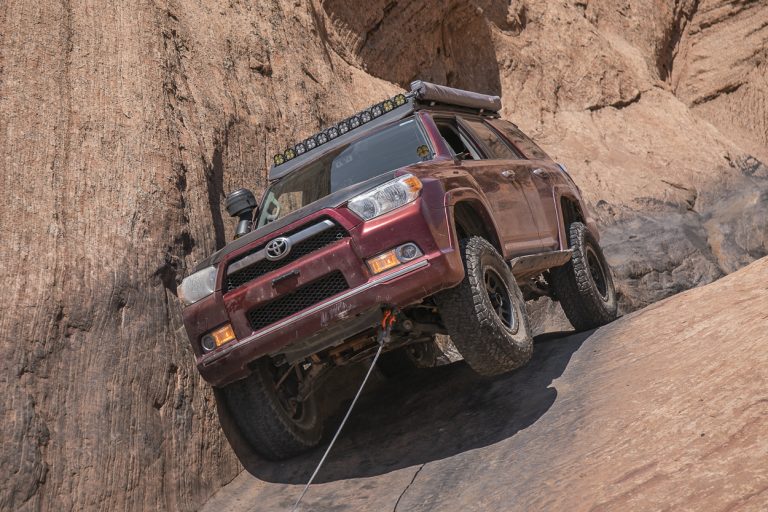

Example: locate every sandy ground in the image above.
[202,257,768,512]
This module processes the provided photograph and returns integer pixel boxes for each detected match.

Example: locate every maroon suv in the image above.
[178,81,618,461]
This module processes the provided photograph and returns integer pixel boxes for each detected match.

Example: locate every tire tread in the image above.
[435,237,533,376]
[551,222,618,331]
[223,360,322,461]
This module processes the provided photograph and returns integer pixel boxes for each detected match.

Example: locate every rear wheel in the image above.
[222,358,322,461]
[551,222,618,331]
[435,236,533,376]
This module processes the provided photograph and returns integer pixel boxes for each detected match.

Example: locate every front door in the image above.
[431,115,544,257]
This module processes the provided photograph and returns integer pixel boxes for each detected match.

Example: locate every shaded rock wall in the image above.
[1,1,394,510]
[0,0,765,510]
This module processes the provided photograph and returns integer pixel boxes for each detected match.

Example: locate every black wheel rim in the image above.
[271,364,309,424]
[483,267,517,332]
[586,245,609,301]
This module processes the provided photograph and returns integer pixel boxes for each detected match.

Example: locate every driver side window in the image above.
[435,119,481,160]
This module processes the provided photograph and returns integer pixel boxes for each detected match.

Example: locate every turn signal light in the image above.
[366,243,423,275]
[402,175,422,192]
[367,251,400,274]
[201,324,237,352]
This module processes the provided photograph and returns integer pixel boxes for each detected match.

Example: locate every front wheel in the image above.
[551,222,618,331]
[222,358,322,461]
[435,237,533,376]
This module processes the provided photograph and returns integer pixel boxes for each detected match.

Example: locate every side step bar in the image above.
[509,249,572,281]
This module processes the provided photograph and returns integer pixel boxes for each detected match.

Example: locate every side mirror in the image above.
[225,188,257,239]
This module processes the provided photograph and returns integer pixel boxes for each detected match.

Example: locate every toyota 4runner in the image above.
[178,81,618,461]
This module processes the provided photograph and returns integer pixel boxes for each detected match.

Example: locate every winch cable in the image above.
[291,309,397,511]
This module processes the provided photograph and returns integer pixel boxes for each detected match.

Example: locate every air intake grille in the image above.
[226,223,348,292]
[247,271,349,332]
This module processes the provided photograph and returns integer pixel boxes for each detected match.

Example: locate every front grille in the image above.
[226,222,348,292]
[247,271,349,331]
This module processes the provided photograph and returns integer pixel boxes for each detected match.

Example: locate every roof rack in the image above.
[268,81,501,180]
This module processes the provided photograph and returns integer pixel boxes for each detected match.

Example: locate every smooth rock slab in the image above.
[203,257,768,512]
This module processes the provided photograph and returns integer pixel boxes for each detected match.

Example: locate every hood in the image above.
[193,170,398,272]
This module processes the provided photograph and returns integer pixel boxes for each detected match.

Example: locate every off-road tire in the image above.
[222,358,322,461]
[551,222,618,331]
[378,339,439,377]
[435,236,533,376]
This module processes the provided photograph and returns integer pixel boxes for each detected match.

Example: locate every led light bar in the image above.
[269,80,498,169]
[272,92,412,168]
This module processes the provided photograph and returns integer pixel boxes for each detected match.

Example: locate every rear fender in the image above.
[555,191,599,249]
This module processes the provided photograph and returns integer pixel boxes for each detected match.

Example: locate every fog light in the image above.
[201,335,216,352]
[201,324,236,352]
[367,243,423,275]
[396,243,422,262]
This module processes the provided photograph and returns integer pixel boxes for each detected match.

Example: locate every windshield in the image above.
[256,118,432,227]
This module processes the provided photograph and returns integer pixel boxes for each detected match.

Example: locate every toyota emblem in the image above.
[264,237,292,261]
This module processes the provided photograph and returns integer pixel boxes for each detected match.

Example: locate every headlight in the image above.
[178,266,217,306]
[347,174,423,221]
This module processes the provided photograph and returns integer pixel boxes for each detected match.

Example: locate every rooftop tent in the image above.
[410,80,501,112]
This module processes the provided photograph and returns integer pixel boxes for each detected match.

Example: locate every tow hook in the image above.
[378,307,399,345]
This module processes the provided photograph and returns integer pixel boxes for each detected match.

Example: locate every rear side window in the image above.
[461,118,522,160]
[491,120,550,160]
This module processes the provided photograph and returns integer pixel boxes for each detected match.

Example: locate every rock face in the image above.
[0,2,395,511]
[201,256,768,512]
[0,0,765,510]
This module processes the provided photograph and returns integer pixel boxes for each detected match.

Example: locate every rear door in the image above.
[432,115,543,257]
[489,119,561,250]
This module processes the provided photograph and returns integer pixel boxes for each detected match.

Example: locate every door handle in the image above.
[501,169,516,179]
[532,168,547,177]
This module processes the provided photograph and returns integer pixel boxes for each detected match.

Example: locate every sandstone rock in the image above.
[1,2,395,511]
[201,257,768,512]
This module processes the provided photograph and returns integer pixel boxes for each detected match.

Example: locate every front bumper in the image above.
[182,199,464,387]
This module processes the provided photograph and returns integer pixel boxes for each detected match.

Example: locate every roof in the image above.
[268,81,502,181]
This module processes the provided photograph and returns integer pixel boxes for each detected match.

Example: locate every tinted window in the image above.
[461,118,521,160]
[257,118,432,227]
[491,120,550,160]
